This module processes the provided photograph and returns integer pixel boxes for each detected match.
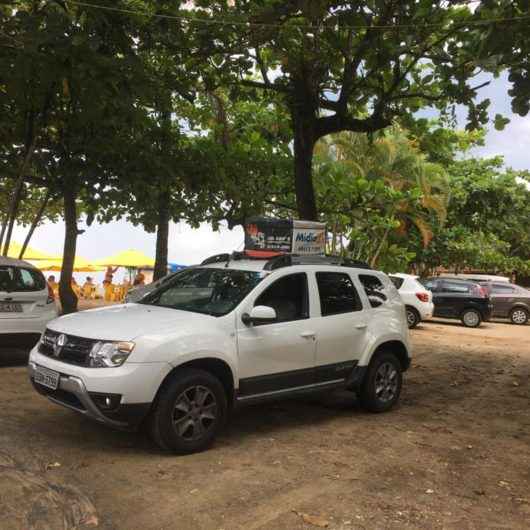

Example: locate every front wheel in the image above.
[461,308,482,328]
[510,307,529,325]
[359,352,403,413]
[405,306,420,329]
[149,368,227,454]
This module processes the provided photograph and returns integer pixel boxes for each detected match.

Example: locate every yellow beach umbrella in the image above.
[94,249,155,268]
[30,256,105,273]
[7,241,57,261]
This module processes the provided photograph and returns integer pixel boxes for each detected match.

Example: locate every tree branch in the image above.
[239,79,290,93]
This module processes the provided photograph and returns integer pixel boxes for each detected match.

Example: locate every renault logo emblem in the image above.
[54,334,67,357]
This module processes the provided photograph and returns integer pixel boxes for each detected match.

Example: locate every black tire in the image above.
[149,368,227,454]
[510,307,529,325]
[461,308,482,328]
[359,352,403,413]
[405,306,420,329]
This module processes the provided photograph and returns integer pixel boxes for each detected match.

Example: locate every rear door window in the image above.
[491,283,516,294]
[359,274,388,308]
[389,276,404,289]
[316,272,362,316]
[441,281,470,293]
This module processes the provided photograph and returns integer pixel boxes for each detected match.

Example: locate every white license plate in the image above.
[34,365,60,390]
[0,302,22,312]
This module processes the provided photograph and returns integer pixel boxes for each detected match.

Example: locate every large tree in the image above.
[191,0,529,219]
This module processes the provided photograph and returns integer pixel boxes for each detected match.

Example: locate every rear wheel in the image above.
[149,368,227,454]
[405,306,420,329]
[461,308,482,328]
[359,352,403,413]
[510,307,528,325]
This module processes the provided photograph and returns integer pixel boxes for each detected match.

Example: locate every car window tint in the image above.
[442,281,470,293]
[0,266,16,292]
[359,274,388,308]
[316,272,362,316]
[19,268,37,289]
[422,279,437,291]
[255,273,308,323]
[142,267,264,316]
[491,283,516,293]
[0,267,45,292]
[389,276,404,289]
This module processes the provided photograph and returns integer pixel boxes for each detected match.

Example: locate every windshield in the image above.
[139,267,265,316]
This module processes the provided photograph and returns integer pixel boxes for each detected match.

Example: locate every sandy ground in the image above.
[1,319,529,530]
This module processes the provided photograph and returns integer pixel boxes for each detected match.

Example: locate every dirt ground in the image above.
[1,320,529,530]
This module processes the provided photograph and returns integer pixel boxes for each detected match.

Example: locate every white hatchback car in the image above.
[1,256,57,349]
[29,254,411,454]
[390,273,433,328]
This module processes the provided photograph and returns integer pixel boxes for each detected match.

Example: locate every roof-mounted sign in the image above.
[244,217,326,256]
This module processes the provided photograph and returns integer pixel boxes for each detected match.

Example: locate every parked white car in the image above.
[389,273,433,328]
[1,256,57,348]
[29,254,411,454]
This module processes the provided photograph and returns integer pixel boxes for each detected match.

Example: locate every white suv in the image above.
[28,254,411,454]
[1,256,57,349]
[390,273,434,328]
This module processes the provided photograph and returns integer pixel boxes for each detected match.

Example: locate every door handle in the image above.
[355,323,368,329]
[300,331,316,339]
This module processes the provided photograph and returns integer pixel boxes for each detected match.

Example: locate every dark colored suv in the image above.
[486,282,530,325]
[420,277,493,327]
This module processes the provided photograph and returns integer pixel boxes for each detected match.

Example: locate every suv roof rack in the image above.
[201,252,371,271]
[263,254,371,271]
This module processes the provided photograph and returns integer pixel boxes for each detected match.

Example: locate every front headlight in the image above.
[89,341,135,368]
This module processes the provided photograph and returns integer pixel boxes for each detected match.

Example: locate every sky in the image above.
[12,74,529,279]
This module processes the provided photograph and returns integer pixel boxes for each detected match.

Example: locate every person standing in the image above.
[105,266,119,283]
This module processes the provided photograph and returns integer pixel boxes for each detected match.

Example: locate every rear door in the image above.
[311,271,368,383]
[0,266,48,320]
[490,283,519,317]
[437,280,471,317]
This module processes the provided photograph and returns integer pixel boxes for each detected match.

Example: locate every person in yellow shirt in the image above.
[82,276,95,299]
[47,275,59,295]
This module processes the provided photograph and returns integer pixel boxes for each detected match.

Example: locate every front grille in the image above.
[39,329,96,366]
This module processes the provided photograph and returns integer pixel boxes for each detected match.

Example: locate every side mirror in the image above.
[242,305,277,326]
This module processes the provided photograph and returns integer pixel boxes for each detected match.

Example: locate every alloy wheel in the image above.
[463,311,480,327]
[172,385,217,441]
[374,362,399,403]
[406,309,417,327]
[511,309,528,324]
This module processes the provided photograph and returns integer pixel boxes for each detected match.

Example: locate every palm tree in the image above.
[314,125,450,267]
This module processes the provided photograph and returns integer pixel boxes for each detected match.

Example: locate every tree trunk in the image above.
[59,178,78,314]
[19,190,51,259]
[153,189,170,281]
[292,110,318,221]
[1,113,38,254]
[2,183,24,256]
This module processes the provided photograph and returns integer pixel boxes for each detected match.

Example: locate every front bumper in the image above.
[28,349,172,430]
[28,361,148,430]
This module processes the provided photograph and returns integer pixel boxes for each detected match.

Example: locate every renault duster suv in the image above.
[29,254,411,454]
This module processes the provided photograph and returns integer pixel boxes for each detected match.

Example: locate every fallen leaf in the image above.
[293,510,329,527]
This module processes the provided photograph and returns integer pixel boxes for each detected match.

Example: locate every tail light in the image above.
[46,283,55,304]
[416,292,429,303]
